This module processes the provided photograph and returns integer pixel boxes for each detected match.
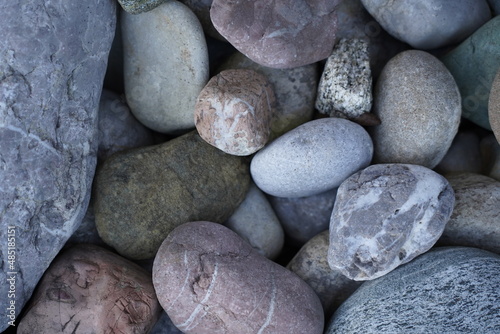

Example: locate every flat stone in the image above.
[94,131,250,260]
[122,1,209,134]
[438,173,500,254]
[370,50,461,168]
[360,0,491,49]
[210,0,342,69]
[194,69,275,156]
[251,118,373,198]
[0,0,116,330]
[434,131,483,175]
[441,16,500,130]
[489,67,500,143]
[328,164,455,281]
[153,221,324,334]
[117,0,168,14]
[326,247,500,333]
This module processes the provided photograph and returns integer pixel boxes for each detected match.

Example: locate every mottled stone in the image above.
[316,39,373,121]
[0,0,116,330]
[370,50,461,168]
[18,244,161,333]
[441,16,500,130]
[225,183,285,260]
[210,0,341,69]
[481,134,500,180]
[251,118,373,198]
[194,69,275,156]
[438,173,500,254]
[360,0,491,49]
[326,247,500,333]
[95,131,250,260]
[489,67,500,143]
[269,188,337,247]
[218,51,318,138]
[435,131,483,175]
[153,221,324,334]
[117,0,168,14]
[122,1,209,134]
[328,164,455,281]
[287,231,362,317]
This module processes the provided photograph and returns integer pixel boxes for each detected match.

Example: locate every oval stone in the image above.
[153,221,324,334]
[370,50,461,168]
[328,164,455,280]
[122,1,209,134]
[251,118,373,198]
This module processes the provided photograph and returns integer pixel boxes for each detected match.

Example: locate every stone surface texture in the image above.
[441,16,500,130]
[95,131,250,260]
[315,39,372,120]
[489,67,500,143]
[370,50,461,168]
[251,118,373,198]
[122,1,209,134]
[210,0,342,69]
[435,131,483,175]
[153,221,324,334]
[218,52,318,138]
[328,164,455,281]
[360,0,491,49]
[326,247,500,333]
[439,173,500,254]
[287,231,362,318]
[195,69,275,156]
[117,0,168,14]
[0,0,116,330]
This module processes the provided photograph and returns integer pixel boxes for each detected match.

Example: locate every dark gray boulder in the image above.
[0,0,116,330]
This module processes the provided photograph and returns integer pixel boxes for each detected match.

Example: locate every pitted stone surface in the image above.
[328,164,455,281]
[0,0,116,330]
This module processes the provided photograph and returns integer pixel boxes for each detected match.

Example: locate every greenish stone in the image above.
[117,0,169,14]
[441,16,500,130]
[94,131,250,260]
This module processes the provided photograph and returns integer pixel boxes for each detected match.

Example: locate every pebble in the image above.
[194,69,275,156]
[0,0,116,330]
[328,164,455,281]
[117,0,168,14]
[434,131,483,175]
[370,50,461,168]
[94,131,250,260]
[315,39,373,122]
[153,221,324,334]
[210,0,341,68]
[489,67,500,143]
[122,1,209,134]
[225,183,285,260]
[251,118,373,198]
[438,173,500,254]
[268,188,338,247]
[441,16,500,130]
[481,135,500,180]
[360,0,491,49]
[18,244,161,333]
[287,231,362,317]
[326,247,500,333]
[218,51,318,138]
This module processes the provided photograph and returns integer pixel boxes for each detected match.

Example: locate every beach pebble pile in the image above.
[2,0,500,333]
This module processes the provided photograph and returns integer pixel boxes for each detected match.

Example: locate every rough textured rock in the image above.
[287,231,362,318]
[225,183,285,260]
[0,0,116,330]
[435,131,483,175]
[269,188,338,247]
[326,247,500,333]
[360,0,491,49]
[489,67,500,143]
[481,134,500,181]
[315,39,373,121]
[328,164,455,281]
[441,16,500,130]
[251,118,373,198]
[370,50,461,168]
[210,0,342,69]
[438,173,500,254]
[18,244,161,333]
[95,131,250,260]
[218,51,318,138]
[122,1,209,134]
[153,221,324,334]
[195,69,275,156]
[117,0,169,14]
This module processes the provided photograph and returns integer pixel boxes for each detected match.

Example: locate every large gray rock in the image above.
[326,247,500,333]
[0,0,116,330]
